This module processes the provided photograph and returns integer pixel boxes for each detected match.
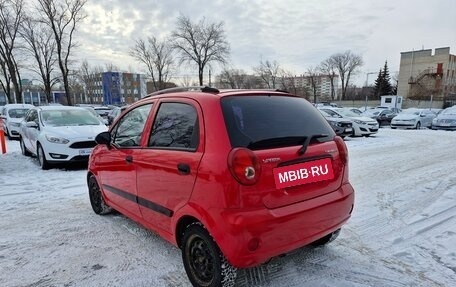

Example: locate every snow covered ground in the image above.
[1,128,455,287]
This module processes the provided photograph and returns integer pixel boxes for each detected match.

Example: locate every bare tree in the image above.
[104,62,119,72]
[37,0,87,106]
[307,66,320,103]
[172,15,230,86]
[0,0,24,104]
[0,55,12,100]
[277,70,294,92]
[130,36,174,91]
[254,59,280,89]
[217,68,253,89]
[20,15,58,104]
[330,50,363,100]
[76,60,104,104]
[319,57,338,100]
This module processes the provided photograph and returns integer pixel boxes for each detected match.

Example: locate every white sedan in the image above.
[390,108,436,129]
[320,108,379,137]
[19,106,108,169]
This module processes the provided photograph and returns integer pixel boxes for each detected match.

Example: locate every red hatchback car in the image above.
[87,87,355,287]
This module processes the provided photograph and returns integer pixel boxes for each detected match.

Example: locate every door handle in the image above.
[125,155,133,163]
[177,163,190,175]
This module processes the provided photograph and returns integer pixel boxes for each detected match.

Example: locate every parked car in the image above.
[431,107,456,130]
[107,105,128,125]
[318,109,354,138]
[93,106,112,122]
[82,106,109,125]
[363,108,398,126]
[0,103,34,140]
[373,106,402,113]
[390,108,436,129]
[315,102,340,108]
[19,106,108,169]
[321,108,379,137]
[87,87,355,286]
[349,108,363,115]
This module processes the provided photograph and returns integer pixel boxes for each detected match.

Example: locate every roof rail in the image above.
[145,86,220,97]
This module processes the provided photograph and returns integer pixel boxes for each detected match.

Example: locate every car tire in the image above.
[5,128,11,140]
[182,222,237,287]
[20,137,31,157]
[88,175,113,215]
[310,228,341,246]
[37,143,51,170]
[416,122,421,130]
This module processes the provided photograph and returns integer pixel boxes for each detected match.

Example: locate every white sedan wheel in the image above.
[37,144,50,170]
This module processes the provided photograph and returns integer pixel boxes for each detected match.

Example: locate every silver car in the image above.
[431,107,456,130]
[391,108,436,129]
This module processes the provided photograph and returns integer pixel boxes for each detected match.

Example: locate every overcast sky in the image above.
[75,0,455,85]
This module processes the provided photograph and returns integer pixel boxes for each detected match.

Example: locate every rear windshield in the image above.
[221,95,334,149]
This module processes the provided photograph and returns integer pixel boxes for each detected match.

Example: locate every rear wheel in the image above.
[88,175,113,215]
[182,223,237,287]
[20,137,31,157]
[310,229,341,246]
[37,143,51,170]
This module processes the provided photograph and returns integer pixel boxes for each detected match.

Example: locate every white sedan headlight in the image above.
[45,134,69,144]
[354,120,367,125]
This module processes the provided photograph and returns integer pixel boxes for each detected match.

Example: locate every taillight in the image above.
[334,136,348,165]
[228,148,261,185]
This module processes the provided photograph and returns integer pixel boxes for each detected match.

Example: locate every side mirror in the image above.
[95,131,111,146]
[26,121,39,129]
[420,114,426,117]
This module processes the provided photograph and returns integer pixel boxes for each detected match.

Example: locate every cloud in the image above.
[74,0,456,85]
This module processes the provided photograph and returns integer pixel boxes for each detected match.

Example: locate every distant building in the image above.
[398,47,456,105]
[86,72,147,105]
[282,74,339,100]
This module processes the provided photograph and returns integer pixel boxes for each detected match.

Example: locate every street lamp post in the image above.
[364,72,376,110]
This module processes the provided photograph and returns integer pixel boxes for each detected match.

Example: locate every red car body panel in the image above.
[88,90,355,269]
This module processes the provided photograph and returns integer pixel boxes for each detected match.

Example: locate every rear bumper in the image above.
[213,183,355,268]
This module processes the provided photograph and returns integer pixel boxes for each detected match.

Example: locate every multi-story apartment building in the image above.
[282,74,339,100]
[86,72,147,106]
[398,47,456,105]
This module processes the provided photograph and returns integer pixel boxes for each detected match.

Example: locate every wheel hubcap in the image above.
[189,236,214,283]
[89,180,101,207]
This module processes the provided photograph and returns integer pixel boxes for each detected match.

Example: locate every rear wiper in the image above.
[297,134,329,156]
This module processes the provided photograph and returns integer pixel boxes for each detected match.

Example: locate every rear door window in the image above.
[221,95,334,149]
[148,102,199,151]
